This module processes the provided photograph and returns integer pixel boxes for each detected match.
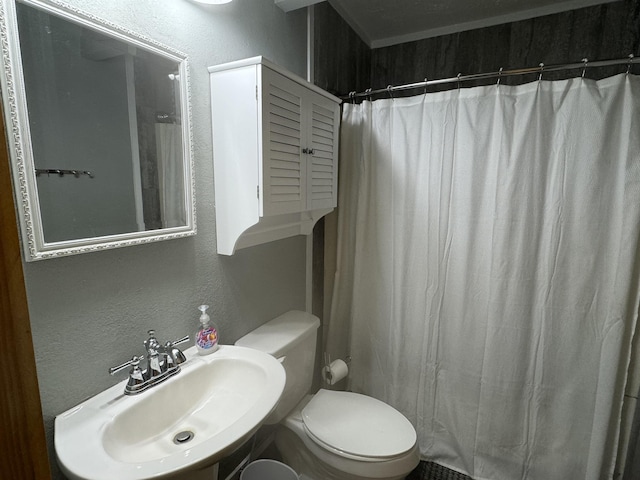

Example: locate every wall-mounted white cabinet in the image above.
[209,56,341,255]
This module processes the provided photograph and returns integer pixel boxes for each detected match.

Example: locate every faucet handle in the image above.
[109,355,145,375]
[171,335,190,347]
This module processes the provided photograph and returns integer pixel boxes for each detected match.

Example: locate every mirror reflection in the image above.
[10,0,192,249]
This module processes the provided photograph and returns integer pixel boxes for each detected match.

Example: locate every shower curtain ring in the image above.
[457,73,462,90]
[423,77,428,94]
[582,58,588,78]
[538,63,545,82]
[497,67,503,86]
[365,87,372,101]
[349,91,356,104]
[387,85,394,99]
[628,54,635,75]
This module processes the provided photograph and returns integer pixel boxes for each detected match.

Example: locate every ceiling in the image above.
[325,0,619,48]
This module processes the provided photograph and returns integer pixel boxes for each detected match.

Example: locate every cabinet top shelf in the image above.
[208,56,342,105]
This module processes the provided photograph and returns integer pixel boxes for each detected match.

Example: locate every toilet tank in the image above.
[235,310,320,424]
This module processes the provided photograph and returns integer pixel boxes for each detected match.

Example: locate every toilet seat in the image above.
[301,389,417,460]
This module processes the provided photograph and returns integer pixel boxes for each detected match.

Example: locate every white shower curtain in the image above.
[328,73,640,480]
[156,123,185,228]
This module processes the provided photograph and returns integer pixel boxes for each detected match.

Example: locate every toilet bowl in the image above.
[235,311,420,480]
[277,390,419,480]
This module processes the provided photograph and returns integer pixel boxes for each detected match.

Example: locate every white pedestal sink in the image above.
[55,345,286,480]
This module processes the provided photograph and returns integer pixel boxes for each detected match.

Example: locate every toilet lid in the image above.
[301,389,416,459]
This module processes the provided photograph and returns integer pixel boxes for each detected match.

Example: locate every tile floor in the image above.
[407,461,472,480]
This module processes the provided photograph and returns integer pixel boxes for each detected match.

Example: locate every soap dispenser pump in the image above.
[195,304,219,355]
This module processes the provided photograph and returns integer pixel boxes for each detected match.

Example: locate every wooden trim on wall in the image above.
[0,108,51,477]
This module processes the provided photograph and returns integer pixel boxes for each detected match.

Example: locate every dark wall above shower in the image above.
[313,4,371,97]
[314,0,640,97]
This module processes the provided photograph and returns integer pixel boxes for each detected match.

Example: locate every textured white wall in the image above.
[18,1,308,477]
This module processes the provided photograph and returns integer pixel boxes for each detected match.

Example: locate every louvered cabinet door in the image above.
[306,93,339,211]
[260,68,307,216]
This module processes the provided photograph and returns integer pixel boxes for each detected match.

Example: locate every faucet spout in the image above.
[164,335,190,368]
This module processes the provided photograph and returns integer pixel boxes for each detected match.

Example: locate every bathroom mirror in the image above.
[0,0,196,261]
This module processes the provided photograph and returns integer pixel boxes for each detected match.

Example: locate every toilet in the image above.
[235,310,420,480]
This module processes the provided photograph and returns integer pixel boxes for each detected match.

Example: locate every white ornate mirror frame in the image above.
[0,0,196,261]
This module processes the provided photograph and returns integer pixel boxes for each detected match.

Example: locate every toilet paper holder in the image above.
[322,352,351,385]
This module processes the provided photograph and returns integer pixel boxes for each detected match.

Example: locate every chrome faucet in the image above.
[109,330,190,395]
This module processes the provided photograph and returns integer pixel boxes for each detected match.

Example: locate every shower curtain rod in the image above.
[341,54,639,100]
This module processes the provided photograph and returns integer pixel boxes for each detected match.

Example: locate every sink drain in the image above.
[173,430,195,445]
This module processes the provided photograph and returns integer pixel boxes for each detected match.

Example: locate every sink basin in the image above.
[55,345,285,480]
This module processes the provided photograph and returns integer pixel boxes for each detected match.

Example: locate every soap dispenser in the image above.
[195,304,219,355]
